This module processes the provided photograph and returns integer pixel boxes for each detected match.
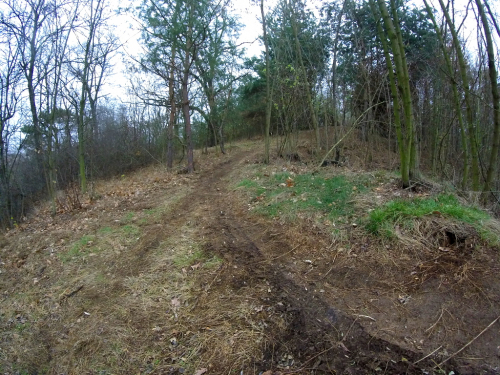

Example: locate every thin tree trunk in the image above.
[476,0,500,201]
[483,0,500,38]
[437,0,480,190]
[167,45,176,169]
[290,0,320,150]
[372,0,412,188]
[389,0,418,179]
[261,0,272,164]
[182,5,194,173]
[423,0,469,188]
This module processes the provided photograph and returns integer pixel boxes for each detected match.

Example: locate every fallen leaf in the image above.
[171,297,181,308]
[194,369,207,375]
[191,263,201,270]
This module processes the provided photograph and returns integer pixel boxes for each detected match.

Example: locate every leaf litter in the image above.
[1,138,500,374]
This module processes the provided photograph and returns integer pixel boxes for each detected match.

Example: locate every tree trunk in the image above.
[437,0,480,190]
[182,4,194,173]
[423,0,469,188]
[290,0,320,151]
[261,0,272,164]
[476,0,500,201]
[167,46,176,169]
[371,0,411,188]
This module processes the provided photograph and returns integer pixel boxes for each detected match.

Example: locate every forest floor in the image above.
[1,134,500,375]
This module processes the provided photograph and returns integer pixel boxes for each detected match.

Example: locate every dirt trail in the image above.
[2,144,499,374]
[162,149,441,374]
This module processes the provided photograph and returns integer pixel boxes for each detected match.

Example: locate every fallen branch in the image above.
[353,314,376,322]
[414,345,442,365]
[436,316,500,367]
[322,250,341,279]
[60,285,84,300]
[317,104,379,169]
[425,308,444,333]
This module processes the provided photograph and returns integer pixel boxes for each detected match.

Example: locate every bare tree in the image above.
[67,0,116,192]
[0,21,24,225]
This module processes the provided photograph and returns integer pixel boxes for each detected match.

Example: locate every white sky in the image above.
[103,0,499,101]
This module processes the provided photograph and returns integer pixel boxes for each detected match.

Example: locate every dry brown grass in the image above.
[1,134,500,374]
[0,142,274,375]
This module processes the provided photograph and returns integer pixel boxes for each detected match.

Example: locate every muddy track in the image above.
[161,150,453,374]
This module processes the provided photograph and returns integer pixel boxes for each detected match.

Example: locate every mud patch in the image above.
[200,213,451,374]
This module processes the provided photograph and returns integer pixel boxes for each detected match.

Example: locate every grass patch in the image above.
[240,172,364,222]
[98,226,113,234]
[366,194,497,243]
[237,179,266,196]
[204,255,223,269]
[121,225,140,237]
[172,248,205,268]
[59,235,96,263]
[122,211,135,223]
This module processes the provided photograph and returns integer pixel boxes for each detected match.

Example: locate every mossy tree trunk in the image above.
[437,0,480,191]
[261,0,273,164]
[372,0,416,188]
[475,0,500,202]
[423,0,469,189]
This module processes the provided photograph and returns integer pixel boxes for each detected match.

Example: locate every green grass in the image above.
[121,225,140,237]
[237,179,266,196]
[123,212,135,222]
[203,255,223,269]
[172,249,205,268]
[240,172,364,222]
[366,194,494,241]
[59,235,96,263]
[15,322,29,332]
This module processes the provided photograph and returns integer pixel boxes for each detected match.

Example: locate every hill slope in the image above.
[1,139,499,374]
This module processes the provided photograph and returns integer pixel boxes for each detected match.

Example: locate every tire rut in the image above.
[183,151,455,374]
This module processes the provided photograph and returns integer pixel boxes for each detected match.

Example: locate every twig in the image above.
[205,264,226,292]
[425,308,444,333]
[322,250,340,279]
[353,314,376,322]
[317,104,379,169]
[413,345,442,365]
[60,285,84,300]
[258,244,300,263]
[342,317,359,342]
[283,345,336,374]
[436,316,500,367]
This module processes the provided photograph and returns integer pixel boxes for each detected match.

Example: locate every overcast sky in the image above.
[104,0,499,101]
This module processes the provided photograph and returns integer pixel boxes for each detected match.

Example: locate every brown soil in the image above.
[1,139,500,375]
